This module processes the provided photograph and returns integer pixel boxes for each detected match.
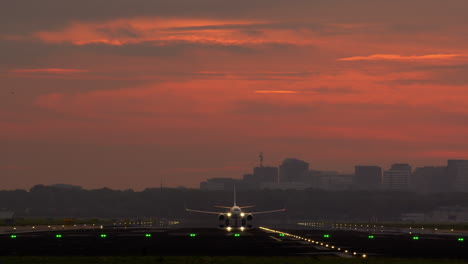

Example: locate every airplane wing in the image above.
[239,205,256,209]
[185,208,225,215]
[213,206,232,209]
[249,208,286,215]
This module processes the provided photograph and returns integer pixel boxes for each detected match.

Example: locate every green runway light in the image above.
[323,234,330,238]
[458,238,464,242]
[100,234,107,238]
[145,233,152,237]
[234,233,240,237]
[189,233,197,237]
[10,235,17,238]
[412,236,419,240]
[279,233,285,237]
[56,234,62,238]
[368,235,374,239]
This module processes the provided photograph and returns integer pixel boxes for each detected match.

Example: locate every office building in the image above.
[382,163,411,190]
[279,158,309,182]
[354,166,382,190]
[447,160,468,192]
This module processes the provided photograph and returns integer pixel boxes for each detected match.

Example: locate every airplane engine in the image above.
[246,214,253,221]
[246,214,254,228]
[218,214,227,229]
[218,214,225,221]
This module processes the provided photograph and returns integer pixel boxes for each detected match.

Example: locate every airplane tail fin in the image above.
[233,186,237,206]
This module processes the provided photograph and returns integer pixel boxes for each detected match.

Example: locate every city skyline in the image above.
[2,1,468,190]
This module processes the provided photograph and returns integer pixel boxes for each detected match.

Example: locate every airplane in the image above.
[185,188,285,231]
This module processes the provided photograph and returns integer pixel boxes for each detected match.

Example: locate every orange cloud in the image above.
[32,17,319,46]
[254,90,299,94]
[338,54,467,61]
[10,68,88,74]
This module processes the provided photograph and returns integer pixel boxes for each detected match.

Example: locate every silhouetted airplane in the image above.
[185,188,285,231]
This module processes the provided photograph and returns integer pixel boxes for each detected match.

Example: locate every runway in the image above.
[1,226,467,258]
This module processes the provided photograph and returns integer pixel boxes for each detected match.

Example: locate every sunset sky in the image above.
[2,0,468,190]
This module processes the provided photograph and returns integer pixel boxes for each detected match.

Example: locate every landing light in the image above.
[227,213,232,217]
[226,227,232,232]
[240,227,245,231]
[240,213,245,217]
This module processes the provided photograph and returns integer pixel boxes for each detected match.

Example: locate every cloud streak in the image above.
[10,68,89,74]
[338,54,467,61]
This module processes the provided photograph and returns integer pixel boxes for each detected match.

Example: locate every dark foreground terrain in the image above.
[0,226,467,263]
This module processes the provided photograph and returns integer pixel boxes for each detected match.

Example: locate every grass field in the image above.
[0,256,467,264]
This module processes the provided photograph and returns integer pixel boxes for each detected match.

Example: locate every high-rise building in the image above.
[411,166,447,193]
[354,166,382,190]
[279,158,309,182]
[447,160,468,192]
[382,164,412,190]
[253,166,278,183]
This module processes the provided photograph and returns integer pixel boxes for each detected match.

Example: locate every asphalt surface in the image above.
[0,226,467,258]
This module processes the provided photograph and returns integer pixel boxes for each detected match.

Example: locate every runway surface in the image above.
[1,226,467,258]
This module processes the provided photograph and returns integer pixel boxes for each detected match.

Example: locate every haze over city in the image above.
[2,0,468,190]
